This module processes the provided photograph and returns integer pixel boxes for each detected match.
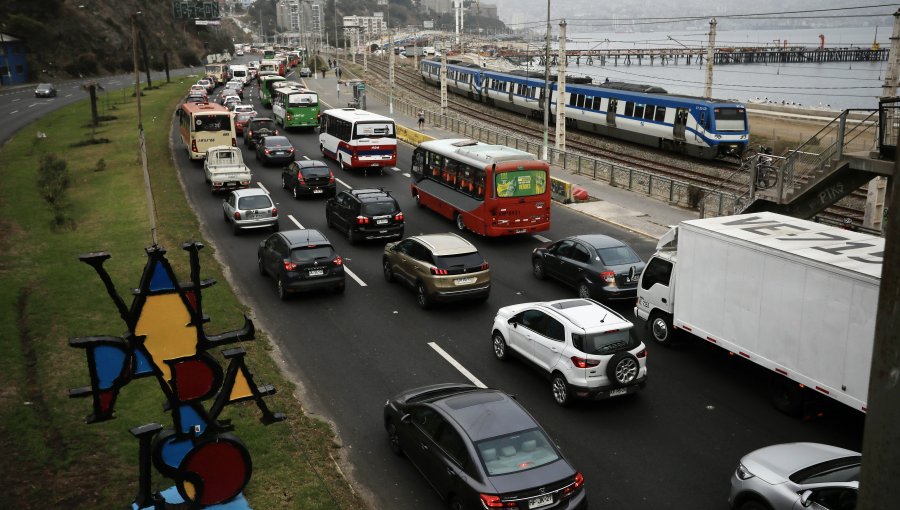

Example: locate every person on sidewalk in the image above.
[321,68,326,79]
[336,67,342,80]
[417,109,425,129]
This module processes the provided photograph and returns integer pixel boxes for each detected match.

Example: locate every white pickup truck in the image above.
[203,146,252,193]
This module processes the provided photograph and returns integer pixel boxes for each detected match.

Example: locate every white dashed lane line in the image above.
[533,235,552,243]
[402,173,410,178]
[428,342,487,388]
[334,177,351,189]
[10,110,18,115]
[257,182,270,194]
[287,214,367,287]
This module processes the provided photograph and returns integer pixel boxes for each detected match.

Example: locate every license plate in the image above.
[609,388,627,397]
[308,269,324,276]
[528,494,553,509]
[226,181,237,187]
[313,189,323,194]
[515,228,527,234]
[454,277,476,286]
[376,219,388,225]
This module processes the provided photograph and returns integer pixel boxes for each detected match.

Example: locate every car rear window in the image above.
[237,195,272,210]
[572,329,639,355]
[195,114,232,132]
[290,246,335,263]
[362,201,397,216]
[433,251,484,270]
[251,120,277,131]
[596,246,641,266]
[264,136,290,147]
[301,166,331,178]
[476,428,560,476]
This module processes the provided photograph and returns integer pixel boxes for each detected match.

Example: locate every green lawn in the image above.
[0,79,368,509]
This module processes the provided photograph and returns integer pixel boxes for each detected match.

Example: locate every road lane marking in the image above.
[303,156,310,160]
[12,98,20,102]
[402,173,410,178]
[28,103,38,108]
[287,215,367,287]
[428,342,487,388]
[334,177,351,189]
[65,94,72,98]
[257,182,270,194]
[533,235,551,243]
[10,110,18,115]
[391,167,401,172]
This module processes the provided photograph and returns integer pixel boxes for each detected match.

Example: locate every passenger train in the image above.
[420,60,749,159]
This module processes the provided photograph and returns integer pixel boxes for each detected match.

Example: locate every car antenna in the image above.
[600,311,608,323]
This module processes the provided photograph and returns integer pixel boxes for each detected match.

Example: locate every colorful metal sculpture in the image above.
[69,242,284,509]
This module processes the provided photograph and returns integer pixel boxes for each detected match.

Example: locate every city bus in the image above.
[263,46,275,59]
[205,63,229,85]
[272,84,320,129]
[257,59,281,80]
[410,138,551,236]
[178,102,236,160]
[258,75,287,108]
[319,108,397,172]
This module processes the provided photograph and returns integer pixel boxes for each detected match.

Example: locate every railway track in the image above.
[355,59,865,223]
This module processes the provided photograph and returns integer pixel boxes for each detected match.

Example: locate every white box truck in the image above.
[635,212,883,415]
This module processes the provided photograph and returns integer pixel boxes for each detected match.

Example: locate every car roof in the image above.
[281,229,330,247]
[232,187,271,198]
[347,188,393,201]
[430,388,538,442]
[567,234,627,250]
[411,233,476,256]
[294,160,329,168]
[538,299,632,331]
[249,117,276,124]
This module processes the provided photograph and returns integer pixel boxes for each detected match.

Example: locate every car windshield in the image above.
[362,201,397,216]
[291,245,335,263]
[38,83,52,88]
[301,166,330,178]
[476,428,560,476]
[596,246,641,266]
[572,329,639,355]
[433,251,484,270]
[237,195,272,209]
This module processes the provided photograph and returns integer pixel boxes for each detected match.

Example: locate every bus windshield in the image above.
[194,114,232,132]
[495,169,547,198]
[353,121,395,139]
[288,93,318,107]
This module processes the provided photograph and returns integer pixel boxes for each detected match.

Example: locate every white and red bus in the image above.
[178,102,236,160]
[319,108,397,171]
[411,138,551,236]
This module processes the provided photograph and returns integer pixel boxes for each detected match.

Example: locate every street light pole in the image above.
[132,12,158,247]
[541,0,550,161]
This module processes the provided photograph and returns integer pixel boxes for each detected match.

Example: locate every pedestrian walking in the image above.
[321,68,326,79]
[336,67,342,80]
[417,109,425,129]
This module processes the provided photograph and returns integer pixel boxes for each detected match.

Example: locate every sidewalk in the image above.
[297,71,698,240]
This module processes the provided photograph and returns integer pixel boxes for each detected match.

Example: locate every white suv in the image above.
[491,298,648,406]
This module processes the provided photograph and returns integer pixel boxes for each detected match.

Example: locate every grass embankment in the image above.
[0,80,367,509]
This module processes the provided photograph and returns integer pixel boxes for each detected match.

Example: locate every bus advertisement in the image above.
[319,108,397,172]
[178,102,236,160]
[258,75,287,107]
[272,85,320,129]
[410,138,551,236]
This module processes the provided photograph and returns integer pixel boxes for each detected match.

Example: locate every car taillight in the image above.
[286,112,292,120]
[563,472,585,498]
[231,137,236,147]
[480,262,490,270]
[394,212,404,222]
[328,173,335,183]
[570,356,600,368]
[356,216,370,225]
[479,494,516,508]
[232,211,241,220]
[283,260,297,271]
[430,267,448,275]
[601,271,616,284]
[288,147,295,153]
[636,349,647,359]
[332,256,343,266]
[191,140,198,153]
[265,149,272,155]
[271,207,278,217]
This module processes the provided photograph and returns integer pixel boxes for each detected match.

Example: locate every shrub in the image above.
[687,185,704,209]
[36,153,71,227]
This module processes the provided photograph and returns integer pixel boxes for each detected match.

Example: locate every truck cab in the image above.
[635,227,677,345]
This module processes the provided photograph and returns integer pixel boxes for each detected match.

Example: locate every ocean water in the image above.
[540,26,890,110]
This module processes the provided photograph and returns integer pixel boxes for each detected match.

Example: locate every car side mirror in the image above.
[508,318,517,328]
[400,413,412,425]
[799,490,813,507]
[259,241,266,248]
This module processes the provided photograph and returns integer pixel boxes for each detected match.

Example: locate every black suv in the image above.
[244,117,280,149]
[257,229,345,299]
[325,188,404,244]
[281,160,335,198]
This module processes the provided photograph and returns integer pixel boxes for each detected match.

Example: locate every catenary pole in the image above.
[541,0,550,161]
[704,17,716,99]
[555,19,566,153]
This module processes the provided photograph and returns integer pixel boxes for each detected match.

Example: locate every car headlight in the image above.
[735,463,755,481]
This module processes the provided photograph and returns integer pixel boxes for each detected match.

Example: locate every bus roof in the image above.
[180,102,230,115]
[418,138,538,165]
[322,108,395,123]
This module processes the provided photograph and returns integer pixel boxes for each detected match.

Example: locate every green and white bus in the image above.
[258,75,287,108]
[272,84,320,129]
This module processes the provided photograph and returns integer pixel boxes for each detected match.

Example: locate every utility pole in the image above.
[132,12,158,247]
[880,9,900,98]
[455,1,460,46]
[333,0,339,71]
[704,17,716,99]
[386,0,394,115]
[440,39,448,116]
[541,0,551,162]
[555,19,566,154]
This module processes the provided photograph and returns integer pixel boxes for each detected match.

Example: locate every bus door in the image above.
[673,108,688,141]
[606,99,617,126]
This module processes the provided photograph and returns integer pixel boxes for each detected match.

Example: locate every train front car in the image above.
[707,102,749,158]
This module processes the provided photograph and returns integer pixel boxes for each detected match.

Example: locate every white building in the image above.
[342,15,387,40]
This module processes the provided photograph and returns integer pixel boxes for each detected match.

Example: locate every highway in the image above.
[1,63,865,510]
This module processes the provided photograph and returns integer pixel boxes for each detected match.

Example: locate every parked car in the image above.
[384,383,588,510]
[257,229,345,299]
[234,112,256,135]
[255,135,296,166]
[244,117,280,149]
[729,443,859,510]
[382,233,489,308]
[281,160,335,198]
[491,298,648,406]
[532,234,645,301]
[34,83,57,97]
[326,188,403,243]
[299,67,313,77]
[222,187,279,235]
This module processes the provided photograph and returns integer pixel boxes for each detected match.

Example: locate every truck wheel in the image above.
[607,352,639,387]
[649,312,674,346]
[767,374,805,418]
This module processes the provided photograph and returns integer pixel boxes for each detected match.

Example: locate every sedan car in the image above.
[255,135,296,166]
[197,78,214,93]
[234,112,256,135]
[383,233,489,308]
[257,229,345,298]
[282,160,335,198]
[298,67,313,77]
[384,384,587,510]
[244,117,280,149]
[729,443,859,510]
[532,234,645,301]
[492,298,648,406]
[222,187,279,235]
[34,83,57,97]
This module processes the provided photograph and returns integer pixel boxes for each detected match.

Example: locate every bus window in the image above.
[412,149,425,179]
[473,170,486,200]
[194,114,231,132]
[426,152,444,178]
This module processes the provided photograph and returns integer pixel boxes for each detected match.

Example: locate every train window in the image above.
[634,104,645,118]
[644,105,655,120]
[569,93,577,107]
[624,102,634,117]
[576,95,586,108]
[655,106,667,122]
[593,97,603,111]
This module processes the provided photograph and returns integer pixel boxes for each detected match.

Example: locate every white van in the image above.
[230,64,250,85]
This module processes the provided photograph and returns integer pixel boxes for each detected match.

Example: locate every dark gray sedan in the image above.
[384,383,587,510]
[255,135,296,166]
[34,83,57,97]
[532,234,645,302]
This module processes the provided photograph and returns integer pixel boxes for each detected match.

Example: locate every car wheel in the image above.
[292,185,300,199]
[281,175,288,189]
[492,332,508,361]
[319,143,325,155]
[223,211,230,222]
[386,421,403,456]
[649,312,674,346]
[416,282,431,309]
[276,278,288,300]
[551,373,571,407]
[272,221,279,232]
[532,258,545,280]
[414,193,423,208]
[383,259,394,282]
[607,352,640,387]
[737,500,771,510]
[347,227,358,245]
[448,497,465,510]
[577,282,592,299]
[232,221,240,236]
[258,256,266,276]
[455,212,465,231]
[326,211,334,228]
[335,282,345,294]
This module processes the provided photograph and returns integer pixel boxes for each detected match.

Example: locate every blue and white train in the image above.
[420,59,749,159]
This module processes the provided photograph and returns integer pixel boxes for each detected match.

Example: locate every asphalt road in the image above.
[0,63,865,510]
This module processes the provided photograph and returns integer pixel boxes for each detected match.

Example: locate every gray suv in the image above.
[222,188,279,235]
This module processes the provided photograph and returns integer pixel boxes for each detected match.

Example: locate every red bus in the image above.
[411,139,551,236]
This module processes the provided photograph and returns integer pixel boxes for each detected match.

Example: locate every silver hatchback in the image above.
[222,188,279,235]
